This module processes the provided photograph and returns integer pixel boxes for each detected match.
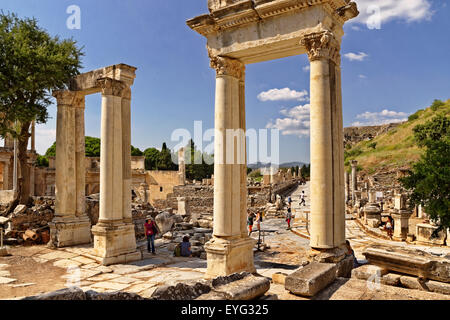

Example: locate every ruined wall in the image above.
[146,170,183,205]
[344,123,401,149]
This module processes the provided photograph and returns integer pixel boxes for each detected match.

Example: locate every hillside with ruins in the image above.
[344,99,450,176]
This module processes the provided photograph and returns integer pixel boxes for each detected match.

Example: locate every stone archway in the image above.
[187,0,359,278]
[49,64,141,265]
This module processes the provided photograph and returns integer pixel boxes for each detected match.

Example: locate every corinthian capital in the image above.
[301,31,341,66]
[52,90,85,108]
[209,51,245,79]
[96,78,128,97]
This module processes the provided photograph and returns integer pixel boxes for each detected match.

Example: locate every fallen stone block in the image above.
[272,272,288,285]
[210,274,270,300]
[363,245,450,283]
[426,280,450,295]
[351,265,388,281]
[381,273,402,286]
[85,290,147,300]
[151,281,211,300]
[285,263,337,297]
[22,287,86,300]
[400,275,426,291]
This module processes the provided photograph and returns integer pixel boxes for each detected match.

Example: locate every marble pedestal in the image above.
[204,236,256,279]
[91,222,142,266]
[392,210,411,241]
[48,216,91,248]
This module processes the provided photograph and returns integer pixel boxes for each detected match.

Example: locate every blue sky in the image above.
[1,0,449,164]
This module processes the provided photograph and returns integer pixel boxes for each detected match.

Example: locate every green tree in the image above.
[144,147,160,170]
[131,145,143,156]
[157,142,176,171]
[185,139,214,180]
[400,114,450,233]
[0,12,83,204]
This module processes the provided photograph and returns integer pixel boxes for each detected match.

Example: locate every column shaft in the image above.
[239,77,248,238]
[99,94,123,223]
[3,163,9,190]
[75,103,86,216]
[122,91,132,223]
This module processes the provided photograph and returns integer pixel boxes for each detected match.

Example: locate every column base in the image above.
[91,222,141,266]
[48,215,92,248]
[307,245,353,278]
[204,236,256,279]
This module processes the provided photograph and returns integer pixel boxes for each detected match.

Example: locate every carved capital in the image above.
[53,90,85,108]
[96,78,128,97]
[301,31,341,66]
[209,51,245,79]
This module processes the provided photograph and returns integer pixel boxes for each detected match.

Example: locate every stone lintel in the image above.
[69,64,137,94]
[363,246,450,283]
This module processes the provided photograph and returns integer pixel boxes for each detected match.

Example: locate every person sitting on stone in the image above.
[345,240,360,268]
[180,236,192,257]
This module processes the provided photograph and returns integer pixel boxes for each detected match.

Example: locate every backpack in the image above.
[174,244,181,257]
[152,222,160,235]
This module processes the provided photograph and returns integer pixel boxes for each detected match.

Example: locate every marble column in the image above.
[178,147,186,185]
[204,55,255,278]
[239,70,248,239]
[302,31,346,251]
[351,160,358,201]
[49,90,91,247]
[2,162,9,190]
[344,171,350,202]
[91,78,141,266]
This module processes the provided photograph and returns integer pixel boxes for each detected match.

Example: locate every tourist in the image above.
[286,208,292,230]
[144,217,158,254]
[287,196,292,208]
[345,240,360,268]
[385,216,394,238]
[299,191,306,207]
[180,236,192,257]
[255,211,262,232]
[247,211,255,236]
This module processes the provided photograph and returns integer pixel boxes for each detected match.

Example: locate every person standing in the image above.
[144,218,158,254]
[286,208,292,230]
[385,216,394,238]
[287,196,292,208]
[247,211,255,236]
[255,211,262,232]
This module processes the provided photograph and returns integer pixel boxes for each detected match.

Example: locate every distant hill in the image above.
[248,161,307,170]
[344,99,450,175]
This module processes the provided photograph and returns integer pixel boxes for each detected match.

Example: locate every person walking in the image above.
[299,191,306,207]
[286,208,292,230]
[144,217,158,254]
[287,196,292,208]
[385,216,394,238]
[247,211,255,236]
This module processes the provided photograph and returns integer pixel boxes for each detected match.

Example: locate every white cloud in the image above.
[351,0,433,26]
[358,74,367,79]
[257,88,309,102]
[352,109,408,126]
[344,52,368,62]
[266,104,311,138]
[302,65,310,72]
[35,126,56,155]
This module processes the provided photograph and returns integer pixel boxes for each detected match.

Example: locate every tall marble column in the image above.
[239,69,248,239]
[351,160,358,201]
[344,171,350,202]
[91,78,141,265]
[49,90,91,247]
[204,55,255,278]
[302,31,346,251]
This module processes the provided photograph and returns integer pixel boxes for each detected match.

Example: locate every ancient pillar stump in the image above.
[49,90,91,247]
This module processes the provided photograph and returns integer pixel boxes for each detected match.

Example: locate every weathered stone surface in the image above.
[351,265,388,281]
[155,212,176,234]
[363,245,450,283]
[285,263,337,297]
[85,290,147,300]
[151,281,211,300]
[426,280,450,295]
[208,273,270,300]
[22,287,86,300]
[335,255,354,278]
[272,272,288,285]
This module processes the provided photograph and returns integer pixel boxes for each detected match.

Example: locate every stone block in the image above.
[381,273,402,286]
[22,287,86,300]
[426,280,450,295]
[367,219,380,228]
[416,223,447,245]
[272,272,288,285]
[400,276,425,291]
[351,265,388,281]
[285,263,337,297]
